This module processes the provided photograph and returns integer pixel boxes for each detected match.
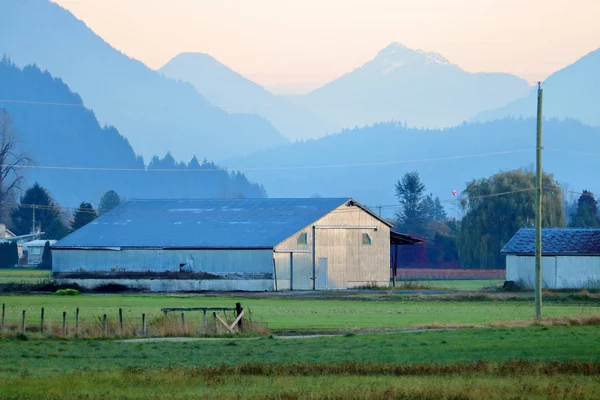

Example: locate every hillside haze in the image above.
[474,48,600,126]
[0,58,266,208]
[286,42,532,130]
[159,53,339,141]
[227,118,600,212]
[0,0,287,161]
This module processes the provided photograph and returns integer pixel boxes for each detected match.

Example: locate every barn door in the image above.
[317,258,328,289]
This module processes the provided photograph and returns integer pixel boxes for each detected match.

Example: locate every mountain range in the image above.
[0,0,287,162]
[159,43,533,137]
[0,58,266,208]
[159,53,339,141]
[227,118,600,214]
[284,43,532,130]
[474,48,600,126]
[1,0,600,215]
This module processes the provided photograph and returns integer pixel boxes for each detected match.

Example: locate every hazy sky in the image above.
[53,0,600,93]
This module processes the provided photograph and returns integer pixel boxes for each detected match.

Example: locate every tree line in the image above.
[9,183,121,239]
[395,168,598,269]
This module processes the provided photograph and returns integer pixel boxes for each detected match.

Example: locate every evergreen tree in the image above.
[71,202,97,231]
[423,193,447,221]
[569,191,600,228]
[38,240,52,269]
[10,183,68,239]
[98,190,121,215]
[0,241,18,268]
[457,169,565,269]
[395,171,427,236]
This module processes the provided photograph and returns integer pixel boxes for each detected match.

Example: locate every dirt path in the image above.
[117,328,450,343]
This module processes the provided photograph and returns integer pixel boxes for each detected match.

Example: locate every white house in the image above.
[52,198,405,292]
[22,240,56,266]
[501,228,600,289]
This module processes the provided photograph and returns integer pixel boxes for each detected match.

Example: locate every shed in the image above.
[22,239,56,266]
[52,198,399,291]
[501,228,600,289]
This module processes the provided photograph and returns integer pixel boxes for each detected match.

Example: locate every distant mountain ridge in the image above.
[227,118,600,212]
[0,0,287,161]
[159,52,339,141]
[284,42,532,130]
[474,47,600,126]
[0,58,266,208]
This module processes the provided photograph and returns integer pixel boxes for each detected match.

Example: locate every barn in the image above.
[501,228,600,289]
[52,198,396,291]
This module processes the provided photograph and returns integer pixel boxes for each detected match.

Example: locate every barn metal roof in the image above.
[54,198,356,249]
[501,228,600,256]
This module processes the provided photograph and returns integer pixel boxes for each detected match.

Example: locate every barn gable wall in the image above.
[274,204,390,290]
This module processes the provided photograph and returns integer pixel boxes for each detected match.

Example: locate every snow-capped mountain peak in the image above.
[372,42,451,75]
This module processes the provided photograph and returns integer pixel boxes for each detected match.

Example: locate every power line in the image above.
[0,148,534,173]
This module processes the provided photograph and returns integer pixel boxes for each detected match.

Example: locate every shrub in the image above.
[54,288,80,296]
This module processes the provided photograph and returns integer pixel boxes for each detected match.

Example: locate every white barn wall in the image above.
[274,204,390,290]
[53,248,274,274]
[505,255,557,288]
[556,256,600,288]
[53,248,274,291]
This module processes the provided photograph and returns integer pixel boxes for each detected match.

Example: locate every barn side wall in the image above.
[506,255,600,289]
[274,204,390,290]
[505,255,557,288]
[52,248,274,292]
[556,256,600,289]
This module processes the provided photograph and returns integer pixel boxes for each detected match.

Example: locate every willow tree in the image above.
[457,168,565,269]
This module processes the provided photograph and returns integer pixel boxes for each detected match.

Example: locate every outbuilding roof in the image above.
[53,198,379,249]
[501,228,600,256]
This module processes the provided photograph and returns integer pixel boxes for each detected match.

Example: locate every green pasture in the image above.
[0,268,50,284]
[2,366,599,399]
[1,326,599,399]
[0,293,597,333]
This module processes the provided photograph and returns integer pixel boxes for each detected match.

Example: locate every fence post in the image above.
[119,308,123,334]
[235,302,244,332]
[62,311,67,336]
[163,310,168,320]
[203,310,207,332]
[40,308,44,333]
[142,313,146,336]
[21,310,26,333]
[75,308,80,336]
[212,312,217,334]
[181,312,185,333]
[102,314,107,337]
[1,303,4,331]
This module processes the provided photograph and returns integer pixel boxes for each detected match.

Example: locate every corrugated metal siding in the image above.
[505,255,556,288]
[274,204,390,290]
[556,256,600,288]
[53,249,274,275]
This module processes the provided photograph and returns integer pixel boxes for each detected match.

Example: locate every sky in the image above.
[52,0,600,94]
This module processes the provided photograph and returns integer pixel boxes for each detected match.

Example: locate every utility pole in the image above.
[535,82,543,320]
[32,205,36,235]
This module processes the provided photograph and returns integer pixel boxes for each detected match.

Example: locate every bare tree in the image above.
[0,109,32,222]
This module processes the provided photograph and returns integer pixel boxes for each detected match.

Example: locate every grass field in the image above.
[1,326,599,398]
[1,293,598,333]
[1,288,599,398]
[0,268,51,284]
[394,279,503,290]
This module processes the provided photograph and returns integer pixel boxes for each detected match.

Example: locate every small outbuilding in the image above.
[501,228,600,289]
[53,198,399,291]
[22,240,56,266]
